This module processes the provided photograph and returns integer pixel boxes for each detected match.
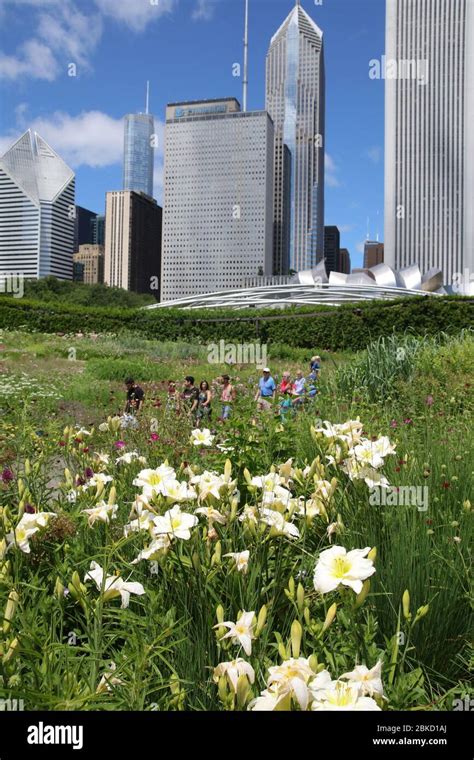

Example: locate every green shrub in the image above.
[1,295,472,352]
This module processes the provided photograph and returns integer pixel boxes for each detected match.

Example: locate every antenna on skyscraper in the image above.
[376,210,380,242]
[145,81,150,115]
[243,0,249,112]
[366,216,370,240]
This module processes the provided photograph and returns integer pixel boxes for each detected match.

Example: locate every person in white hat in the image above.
[255,367,276,411]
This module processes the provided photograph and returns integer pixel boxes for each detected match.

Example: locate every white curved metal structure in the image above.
[146,261,450,311]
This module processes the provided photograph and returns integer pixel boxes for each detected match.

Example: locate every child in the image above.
[279,389,294,421]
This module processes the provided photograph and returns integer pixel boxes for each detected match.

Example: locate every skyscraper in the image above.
[0,130,75,280]
[324,225,340,274]
[336,248,351,275]
[385,0,474,285]
[74,206,97,251]
[161,98,274,302]
[104,190,162,297]
[123,85,155,198]
[266,0,325,273]
[364,241,384,269]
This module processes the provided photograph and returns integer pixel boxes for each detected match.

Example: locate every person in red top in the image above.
[279,371,293,394]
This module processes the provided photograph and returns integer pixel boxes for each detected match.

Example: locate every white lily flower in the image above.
[313,545,376,595]
[131,535,171,563]
[84,561,145,608]
[116,451,147,465]
[196,506,227,525]
[75,427,92,437]
[311,681,381,711]
[190,428,215,447]
[6,524,38,554]
[123,509,155,536]
[81,501,118,527]
[248,687,285,711]
[213,658,255,692]
[340,660,385,698]
[260,508,300,539]
[66,490,77,503]
[251,472,284,492]
[17,512,56,531]
[215,611,256,656]
[361,467,390,489]
[224,550,250,573]
[267,658,314,710]
[84,473,113,490]
[161,479,197,502]
[308,669,337,697]
[190,471,226,501]
[133,465,177,498]
[152,505,198,540]
[261,486,293,510]
[94,452,110,466]
[238,505,259,525]
[351,441,386,469]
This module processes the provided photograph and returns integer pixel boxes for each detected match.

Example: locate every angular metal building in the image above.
[0,129,75,280]
[266,0,325,274]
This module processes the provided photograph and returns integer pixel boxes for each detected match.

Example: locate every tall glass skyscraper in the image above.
[123,111,154,199]
[0,130,75,279]
[266,0,325,273]
[385,0,474,285]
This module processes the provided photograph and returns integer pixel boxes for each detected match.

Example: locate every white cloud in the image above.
[93,0,175,32]
[192,0,218,21]
[338,224,353,233]
[325,152,341,188]
[366,146,382,164]
[0,38,58,81]
[0,0,102,81]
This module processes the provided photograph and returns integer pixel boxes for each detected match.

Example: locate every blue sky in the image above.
[0,0,386,268]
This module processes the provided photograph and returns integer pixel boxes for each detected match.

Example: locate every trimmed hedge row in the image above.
[0,295,472,351]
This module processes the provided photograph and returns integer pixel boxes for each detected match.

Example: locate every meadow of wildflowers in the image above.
[0,330,472,711]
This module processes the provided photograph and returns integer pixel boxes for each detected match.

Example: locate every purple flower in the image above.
[1,468,14,483]
[85,467,94,479]
[403,418,413,425]
[24,503,36,514]
[425,395,434,406]
[390,420,398,428]
[114,440,126,449]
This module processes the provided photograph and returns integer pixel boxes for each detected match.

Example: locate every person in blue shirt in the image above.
[255,367,276,411]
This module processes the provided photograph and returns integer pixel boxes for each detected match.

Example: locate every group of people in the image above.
[254,356,321,419]
[122,355,321,427]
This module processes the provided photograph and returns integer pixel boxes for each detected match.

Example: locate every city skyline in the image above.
[0,0,386,270]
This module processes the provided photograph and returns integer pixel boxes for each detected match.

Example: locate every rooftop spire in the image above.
[145,81,150,114]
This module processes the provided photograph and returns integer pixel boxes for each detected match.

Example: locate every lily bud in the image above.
[355,580,371,608]
[108,486,117,506]
[243,468,252,485]
[322,602,337,632]
[290,620,302,658]
[24,459,31,476]
[303,607,311,626]
[414,604,429,624]
[192,552,201,572]
[18,479,24,497]
[64,468,73,486]
[3,589,19,634]
[96,481,105,499]
[367,546,377,563]
[402,589,411,620]
[216,605,224,624]
[308,654,319,673]
[211,541,221,566]
[255,605,267,636]
[296,583,305,614]
[278,641,288,660]
[236,674,251,709]
[54,577,65,600]
[224,459,232,482]
[288,576,295,598]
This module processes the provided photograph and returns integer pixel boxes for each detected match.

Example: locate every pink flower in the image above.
[390,420,398,428]
[403,418,413,425]
[425,395,434,406]
[149,433,159,442]
[1,468,14,483]
[114,440,126,449]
